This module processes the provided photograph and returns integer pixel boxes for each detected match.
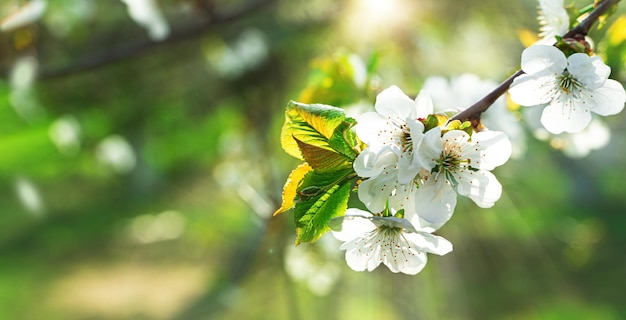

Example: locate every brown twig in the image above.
[450,0,621,125]
[37,0,275,79]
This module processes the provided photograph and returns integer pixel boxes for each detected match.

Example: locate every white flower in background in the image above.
[537,0,569,44]
[0,0,47,32]
[415,127,512,220]
[284,235,341,296]
[509,45,626,134]
[330,209,452,275]
[205,28,269,79]
[527,106,611,158]
[49,115,82,157]
[353,86,432,213]
[9,56,43,122]
[560,118,611,157]
[96,135,136,174]
[422,74,527,158]
[120,0,170,41]
[14,177,45,217]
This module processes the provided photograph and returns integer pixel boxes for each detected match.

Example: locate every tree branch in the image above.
[37,0,275,79]
[450,0,621,125]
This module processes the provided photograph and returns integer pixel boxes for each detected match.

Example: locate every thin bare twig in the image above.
[37,0,275,79]
[450,0,621,125]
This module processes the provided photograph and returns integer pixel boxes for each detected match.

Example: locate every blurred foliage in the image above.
[0,0,625,319]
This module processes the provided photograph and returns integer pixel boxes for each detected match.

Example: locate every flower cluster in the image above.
[330,86,512,274]
[276,0,626,278]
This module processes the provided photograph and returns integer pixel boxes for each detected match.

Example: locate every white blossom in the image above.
[414,127,511,222]
[509,45,626,134]
[537,0,570,44]
[353,86,431,214]
[422,74,527,158]
[0,0,47,32]
[330,209,452,275]
[355,85,432,181]
[120,0,170,41]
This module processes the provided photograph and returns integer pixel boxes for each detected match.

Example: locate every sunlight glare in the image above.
[342,0,409,41]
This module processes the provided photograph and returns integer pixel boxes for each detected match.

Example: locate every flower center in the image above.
[400,124,412,153]
[435,146,466,172]
[431,141,476,185]
[557,71,582,95]
[379,225,403,234]
[381,116,414,155]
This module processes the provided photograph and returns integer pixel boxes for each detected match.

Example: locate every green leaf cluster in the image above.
[445,119,474,138]
[420,114,474,138]
[276,101,360,244]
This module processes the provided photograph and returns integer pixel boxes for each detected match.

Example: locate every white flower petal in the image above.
[358,175,396,213]
[472,130,512,170]
[366,240,384,271]
[410,178,456,231]
[331,209,376,242]
[382,243,427,275]
[354,112,388,146]
[402,232,453,256]
[541,99,592,133]
[441,129,470,145]
[397,154,421,185]
[388,181,418,214]
[521,45,567,75]
[343,243,376,272]
[589,79,626,116]
[456,170,502,208]
[375,85,417,119]
[354,148,398,178]
[414,90,434,117]
[567,54,610,89]
[509,74,555,106]
[416,127,443,170]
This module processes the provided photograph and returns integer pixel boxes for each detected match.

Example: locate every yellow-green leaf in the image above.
[294,137,351,171]
[274,163,313,216]
[280,101,348,160]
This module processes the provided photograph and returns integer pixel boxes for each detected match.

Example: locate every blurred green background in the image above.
[1,0,626,319]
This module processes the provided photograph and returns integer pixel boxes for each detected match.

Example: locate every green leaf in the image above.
[459,120,474,138]
[422,114,448,132]
[280,101,350,160]
[328,118,359,159]
[366,51,380,78]
[294,169,353,244]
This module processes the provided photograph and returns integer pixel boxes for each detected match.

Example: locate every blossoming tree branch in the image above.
[274,0,625,275]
